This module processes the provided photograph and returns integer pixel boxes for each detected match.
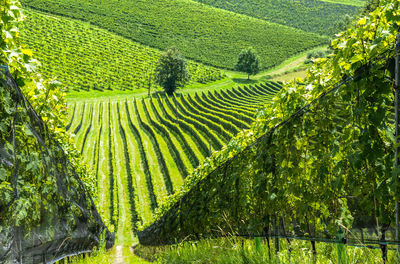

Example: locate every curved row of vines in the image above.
[66,83,281,240]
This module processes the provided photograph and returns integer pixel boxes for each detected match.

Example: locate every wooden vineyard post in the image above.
[273,216,280,254]
[281,218,292,263]
[380,225,388,264]
[395,32,400,264]
[264,216,272,260]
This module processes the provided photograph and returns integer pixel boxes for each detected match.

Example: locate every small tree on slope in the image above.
[155,47,190,95]
[235,48,260,80]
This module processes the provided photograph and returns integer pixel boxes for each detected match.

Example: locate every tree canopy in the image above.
[235,48,260,80]
[155,47,190,95]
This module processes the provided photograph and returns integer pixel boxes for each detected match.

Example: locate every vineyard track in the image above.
[73,103,87,135]
[122,100,156,221]
[111,101,135,243]
[96,102,112,226]
[126,100,169,203]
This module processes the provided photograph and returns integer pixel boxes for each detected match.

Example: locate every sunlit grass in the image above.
[135,236,395,264]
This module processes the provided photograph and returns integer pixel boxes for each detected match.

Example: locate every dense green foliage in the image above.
[155,48,190,95]
[66,84,280,233]
[235,48,260,80]
[20,0,326,69]
[138,0,399,250]
[0,0,96,234]
[20,9,223,92]
[193,0,362,36]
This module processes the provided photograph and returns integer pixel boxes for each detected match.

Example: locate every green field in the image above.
[21,0,326,70]
[66,82,282,242]
[20,9,224,92]
[193,0,362,36]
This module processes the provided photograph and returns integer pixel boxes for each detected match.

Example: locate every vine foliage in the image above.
[139,0,400,247]
[0,1,113,262]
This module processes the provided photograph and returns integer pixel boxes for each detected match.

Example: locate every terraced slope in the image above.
[193,0,362,36]
[21,0,326,69]
[66,83,282,237]
[20,9,224,92]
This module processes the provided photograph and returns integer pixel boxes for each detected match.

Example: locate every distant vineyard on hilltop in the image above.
[193,0,362,36]
[21,9,224,92]
[21,0,326,70]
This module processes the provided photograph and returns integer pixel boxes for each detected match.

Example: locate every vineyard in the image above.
[20,0,326,69]
[6,0,400,262]
[66,83,281,241]
[20,9,224,92]
[193,0,361,36]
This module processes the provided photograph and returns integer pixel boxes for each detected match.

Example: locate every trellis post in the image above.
[395,32,400,264]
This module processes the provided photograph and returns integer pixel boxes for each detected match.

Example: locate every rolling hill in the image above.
[21,9,224,92]
[192,0,363,36]
[21,0,327,70]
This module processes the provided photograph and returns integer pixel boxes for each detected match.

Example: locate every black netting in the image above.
[138,75,397,254]
[0,67,114,263]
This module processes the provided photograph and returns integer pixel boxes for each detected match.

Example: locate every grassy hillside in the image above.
[20,9,224,92]
[21,0,326,70]
[193,0,362,36]
[66,83,281,235]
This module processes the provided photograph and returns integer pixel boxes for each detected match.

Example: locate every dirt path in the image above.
[114,245,125,264]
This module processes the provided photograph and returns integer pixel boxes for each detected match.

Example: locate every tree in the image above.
[235,48,260,80]
[155,47,190,95]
